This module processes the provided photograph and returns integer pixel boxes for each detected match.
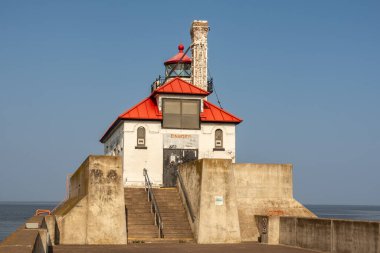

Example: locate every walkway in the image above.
[52,242,321,253]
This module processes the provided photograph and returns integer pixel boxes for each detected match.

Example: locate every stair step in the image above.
[128,215,153,218]
[125,187,193,241]
[128,221,155,224]
[128,238,194,243]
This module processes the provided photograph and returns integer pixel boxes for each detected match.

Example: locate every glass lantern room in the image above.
[164,44,192,78]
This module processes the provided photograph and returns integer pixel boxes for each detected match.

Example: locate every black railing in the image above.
[151,75,214,94]
[143,168,164,238]
[151,76,166,92]
[176,169,196,222]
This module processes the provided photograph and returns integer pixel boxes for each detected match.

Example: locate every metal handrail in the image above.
[143,168,164,238]
[176,169,196,222]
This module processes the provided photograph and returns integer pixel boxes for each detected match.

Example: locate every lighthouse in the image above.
[100,21,242,187]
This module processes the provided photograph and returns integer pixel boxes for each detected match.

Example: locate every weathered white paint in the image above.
[104,123,123,156]
[191,20,209,91]
[104,120,236,186]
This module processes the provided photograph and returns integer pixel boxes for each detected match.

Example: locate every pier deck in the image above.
[52,242,320,253]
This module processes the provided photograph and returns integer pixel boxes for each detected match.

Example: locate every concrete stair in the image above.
[153,188,194,241]
[125,188,159,241]
[125,187,194,243]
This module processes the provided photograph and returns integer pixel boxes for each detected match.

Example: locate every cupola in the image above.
[164,44,192,78]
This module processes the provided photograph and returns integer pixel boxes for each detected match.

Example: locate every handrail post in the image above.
[176,168,196,222]
[143,168,164,238]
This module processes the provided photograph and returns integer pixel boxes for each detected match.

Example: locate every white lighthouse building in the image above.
[100,21,242,187]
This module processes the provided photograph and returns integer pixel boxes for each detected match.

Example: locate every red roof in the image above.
[119,97,161,120]
[164,44,192,65]
[153,77,209,96]
[202,100,242,123]
[100,79,242,143]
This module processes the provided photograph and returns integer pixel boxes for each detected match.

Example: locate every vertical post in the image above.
[330,220,334,253]
[191,20,209,93]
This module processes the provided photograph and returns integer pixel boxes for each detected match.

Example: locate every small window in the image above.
[214,129,225,151]
[163,99,200,129]
[136,127,147,149]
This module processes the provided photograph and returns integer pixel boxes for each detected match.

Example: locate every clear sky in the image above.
[0,1,379,205]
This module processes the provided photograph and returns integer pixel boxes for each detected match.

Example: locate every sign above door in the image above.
[163,134,199,149]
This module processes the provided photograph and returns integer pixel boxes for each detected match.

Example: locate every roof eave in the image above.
[100,119,123,144]
[201,120,243,124]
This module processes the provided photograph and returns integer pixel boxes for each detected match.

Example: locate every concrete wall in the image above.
[233,163,316,242]
[177,160,314,244]
[120,121,236,186]
[0,230,44,253]
[0,216,49,253]
[178,159,241,244]
[68,157,89,199]
[54,155,127,245]
[86,156,126,244]
[177,159,203,239]
[279,217,380,253]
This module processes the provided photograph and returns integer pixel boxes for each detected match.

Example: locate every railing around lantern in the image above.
[143,168,164,238]
[151,75,214,94]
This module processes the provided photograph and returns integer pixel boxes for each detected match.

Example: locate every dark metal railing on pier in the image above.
[176,169,196,223]
[143,168,164,238]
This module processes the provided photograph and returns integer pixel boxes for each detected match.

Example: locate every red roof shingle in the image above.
[202,100,242,123]
[153,77,209,96]
[164,44,192,65]
[119,97,161,120]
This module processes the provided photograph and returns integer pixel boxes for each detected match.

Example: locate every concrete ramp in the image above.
[53,156,127,245]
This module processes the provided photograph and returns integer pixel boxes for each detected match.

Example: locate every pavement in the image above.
[52,242,321,253]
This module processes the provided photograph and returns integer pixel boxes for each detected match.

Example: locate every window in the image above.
[214,129,224,151]
[165,63,191,78]
[163,99,200,129]
[136,126,147,149]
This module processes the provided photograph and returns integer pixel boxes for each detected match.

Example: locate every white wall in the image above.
[103,123,123,156]
[115,120,236,186]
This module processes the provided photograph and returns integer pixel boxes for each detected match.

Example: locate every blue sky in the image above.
[0,0,379,204]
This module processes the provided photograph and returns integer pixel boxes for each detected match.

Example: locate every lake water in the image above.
[306,204,380,221]
[0,202,380,242]
[0,202,57,242]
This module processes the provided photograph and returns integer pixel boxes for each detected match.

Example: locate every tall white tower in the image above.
[190,20,209,92]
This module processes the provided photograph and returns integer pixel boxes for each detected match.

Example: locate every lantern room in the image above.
[164,44,192,78]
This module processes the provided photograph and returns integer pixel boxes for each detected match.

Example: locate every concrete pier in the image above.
[51,243,318,253]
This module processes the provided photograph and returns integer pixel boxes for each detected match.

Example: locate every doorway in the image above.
[163,149,198,187]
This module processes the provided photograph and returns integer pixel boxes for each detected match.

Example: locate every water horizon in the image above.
[1,202,380,242]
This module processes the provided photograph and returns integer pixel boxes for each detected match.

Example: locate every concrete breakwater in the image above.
[258,215,380,253]
[1,156,378,253]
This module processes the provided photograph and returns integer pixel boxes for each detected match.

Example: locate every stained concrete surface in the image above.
[279,217,380,253]
[52,243,321,253]
[54,156,127,245]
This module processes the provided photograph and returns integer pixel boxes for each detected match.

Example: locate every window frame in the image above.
[213,129,225,151]
[162,98,201,130]
[135,126,147,149]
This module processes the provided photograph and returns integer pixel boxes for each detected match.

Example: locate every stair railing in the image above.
[176,169,196,222]
[143,168,164,238]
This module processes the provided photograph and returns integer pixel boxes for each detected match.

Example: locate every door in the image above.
[163,149,198,187]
